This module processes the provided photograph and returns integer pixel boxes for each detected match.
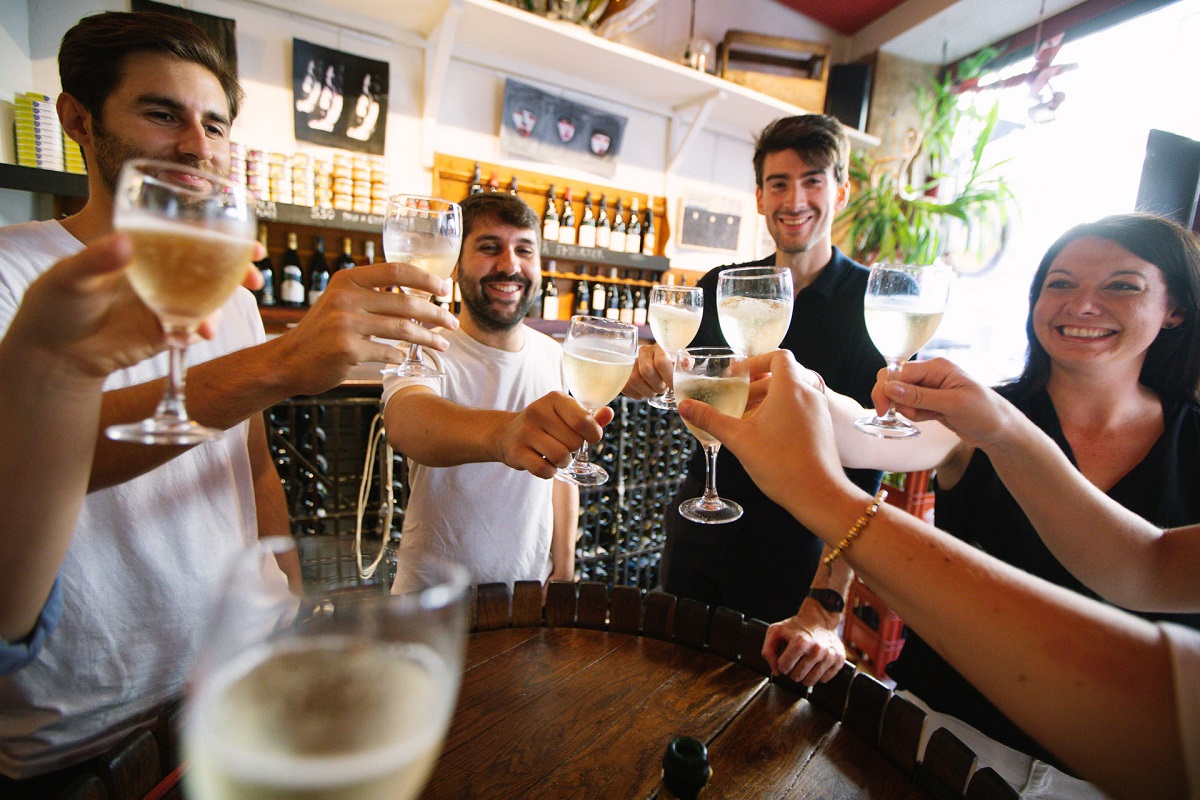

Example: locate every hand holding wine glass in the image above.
[675,347,751,524]
[854,262,953,438]
[184,538,469,800]
[716,266,793,356]
[105,159,257,445]
[382,195,462,379]
[556,315,637,486]
[646,284,703,410]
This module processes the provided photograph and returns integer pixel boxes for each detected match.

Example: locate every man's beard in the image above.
[91,117,216,194]
[459,274,536,331]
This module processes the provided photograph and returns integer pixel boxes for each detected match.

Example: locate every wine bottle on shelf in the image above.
[619,272,635,324]
[558,187,576,245]
[573,274,591,316]
[541,261,560,320]
[253,223,275,307]
[605,268,621,320]
[610,198,627,253]
[633,284,648,326]
[364,240,376,264]
[487,172,500,192]
[542,185,560,243]
[467,163,484,196]
[625,197,642,254]
[307,235,330,306]
[595,194,612,249]
[641,197,656,255]
[508,176,520,195]
[279,231,306,308]
[590,267,606,314]
[577,191,596,248]
[335,236,356,273]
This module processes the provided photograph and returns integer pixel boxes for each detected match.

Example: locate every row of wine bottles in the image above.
[529,263,688,323]
[253,224,378,308]
[464,163,657,255]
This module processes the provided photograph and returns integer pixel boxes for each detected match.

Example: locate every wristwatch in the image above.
[805,588,845,613]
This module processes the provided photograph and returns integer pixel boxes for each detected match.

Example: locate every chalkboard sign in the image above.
[679,205,741,252]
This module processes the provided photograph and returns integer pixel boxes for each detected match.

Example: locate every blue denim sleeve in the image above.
[0,574,63,675]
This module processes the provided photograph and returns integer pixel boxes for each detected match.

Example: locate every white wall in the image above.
[1,0,843,271]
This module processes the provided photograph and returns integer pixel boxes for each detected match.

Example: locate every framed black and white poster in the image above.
[292,39,388,155]
[132,0,237,73]
[499,79,627,178]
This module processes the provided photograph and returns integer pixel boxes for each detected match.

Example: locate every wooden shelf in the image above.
[0,164,88,197]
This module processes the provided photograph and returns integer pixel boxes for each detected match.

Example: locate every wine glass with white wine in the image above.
[716,266,793,356]
[646,284,703,410]
[381,194,463,379]
[184,537,469,800]
[556,315,637,486]
[675,347,750,524]
[854,262,954,438]
[106,158,257,445]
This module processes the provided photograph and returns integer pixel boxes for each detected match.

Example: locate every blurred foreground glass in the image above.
[556,315,637,486]
[184,538,469,800]
[675,347,750,524]
[855,263,953,439]
[715,267,793,356]
[105,158,256,445]
[381,194,462,380]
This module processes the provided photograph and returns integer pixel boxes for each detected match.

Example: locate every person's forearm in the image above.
[0,343,103,640]
[982,411,1197,612]
[383,391,513,467]
[782,480,1186,800]
[550,480,579,580]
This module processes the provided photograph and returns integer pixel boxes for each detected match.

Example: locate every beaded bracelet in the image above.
[823,489,888,573]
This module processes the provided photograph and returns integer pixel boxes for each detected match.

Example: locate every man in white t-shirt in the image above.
[0,11,456,793]
[383,193,613,587]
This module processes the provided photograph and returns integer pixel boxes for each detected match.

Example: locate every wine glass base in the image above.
[678,496,743,524]
[554,462,609,486]
[106,418,223,445]
[381,362,443,380]
[647,393,677,410]
[853,414,922,439]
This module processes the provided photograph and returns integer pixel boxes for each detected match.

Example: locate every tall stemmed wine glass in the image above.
[184,537,469,800]
[381,195,462,379]
[106,159,257,445]
[675,347,750,524]
[646,284,703,409]
[854,262,954,438]
[716,266,793,356]
[556,315,637,486]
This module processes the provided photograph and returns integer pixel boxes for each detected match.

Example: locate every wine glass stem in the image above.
[406,340,424,366]
[156,343,191,424]
[881,360,902,421]
[701,443,722,504]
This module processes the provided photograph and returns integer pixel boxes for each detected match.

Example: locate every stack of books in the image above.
[14,92,63,170]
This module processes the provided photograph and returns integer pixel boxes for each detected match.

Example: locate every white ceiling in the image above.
[855,0,1086,64]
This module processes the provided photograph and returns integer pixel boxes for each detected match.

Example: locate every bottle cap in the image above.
[662,736,711,799]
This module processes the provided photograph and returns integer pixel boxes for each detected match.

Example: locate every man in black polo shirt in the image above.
[624,114,884,685]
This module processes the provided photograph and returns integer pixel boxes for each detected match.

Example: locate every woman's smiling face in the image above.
[1033,235,1184,374]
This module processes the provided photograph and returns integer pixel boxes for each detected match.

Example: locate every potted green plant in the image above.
[840,48,1015,268]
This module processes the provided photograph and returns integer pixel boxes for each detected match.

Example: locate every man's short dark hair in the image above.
[461,192,541,243]
[753,114,851,187]
[59,11,243,122]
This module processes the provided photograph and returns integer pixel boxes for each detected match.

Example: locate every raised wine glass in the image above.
[381,194,462,379]
[675,347,750,524]
[646,284,703,410]
[184,537,469,800]
[556,315,637,486]
[715,266,794,356]
[854,262,954,438]
[106,159,257,445]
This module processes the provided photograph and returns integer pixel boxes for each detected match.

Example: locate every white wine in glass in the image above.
[675,347,750,524]
[106,159,256,446]
[185,538,469,800]
[556,315,637,486]
[382,194,463,380]
[646,284,703,410]
[855,263,953,438]
[716,266,793,356]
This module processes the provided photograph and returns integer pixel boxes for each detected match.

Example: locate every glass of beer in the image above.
[675,347,750,524]
[854,262,954,438]
[105,159,256,445]
[646,284,703,410]
[381,194,463,379]
[184,537,470,800]
[715,266,793,356]
[556,315,637,486]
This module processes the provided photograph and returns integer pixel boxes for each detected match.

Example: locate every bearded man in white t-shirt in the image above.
[382,193,614,588]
